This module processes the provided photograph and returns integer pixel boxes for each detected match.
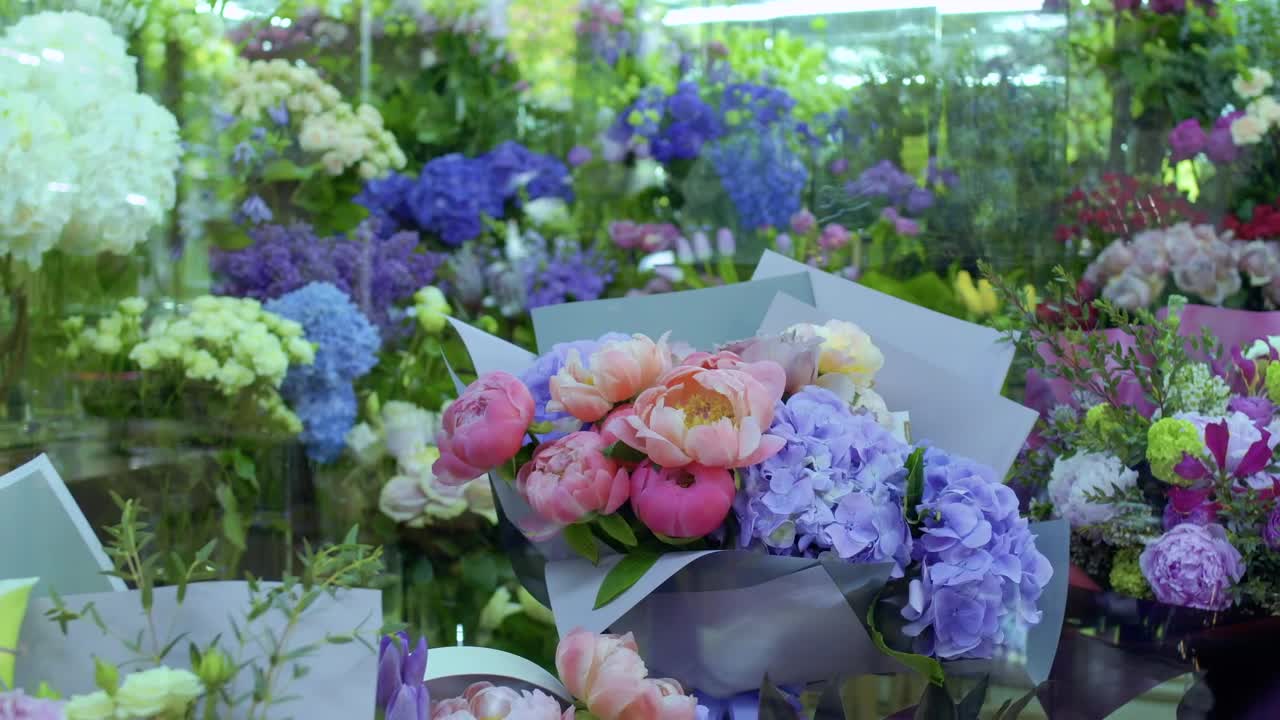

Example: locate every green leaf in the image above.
[913,683,957,720]
[231,451,258,490]
[956,675,990,720]
[993,686,1040,720]
[215,485,247,552]
[867,599,944,687]
[261,159,316,182]
[595,514,638,548]
[594,552,658,609]
[903,447,926,524]
[563,524,599,565]
[603,441,647,463]
[654,533,701,546]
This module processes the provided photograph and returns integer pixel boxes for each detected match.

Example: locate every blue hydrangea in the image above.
[483,141,575,204]
[266,282,380,462]
[354,172,418,232]
[735,386,911,566]
[721,82,795,128]
[407,154,504,247]
[651,82,722,162]
[708,129,808,231]
[900,446,1053,660]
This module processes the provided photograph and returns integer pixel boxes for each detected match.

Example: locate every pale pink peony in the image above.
[549,334,673,423]
[720,331,821,395]
[434,371,536,485]
[555,630,699,720]
[517,431,630,525]
[610,364,785,469]
[430,683,572,720]
[630,464,735,538]
[678,350,786,399]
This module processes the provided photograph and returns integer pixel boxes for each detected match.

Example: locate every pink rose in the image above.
[630,463,735,538]
[517,431,630,525]
[549,334,673,423]
[610,364,785,469]
[818,223,851,250]
[555,630,698,720]
[434,372,535,485]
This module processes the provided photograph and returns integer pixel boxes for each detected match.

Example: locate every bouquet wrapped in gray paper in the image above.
[433,253,1068,699]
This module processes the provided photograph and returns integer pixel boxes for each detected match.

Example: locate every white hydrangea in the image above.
[0,11,179,267]
[0,92,76,267]
[1048,452,1139,529]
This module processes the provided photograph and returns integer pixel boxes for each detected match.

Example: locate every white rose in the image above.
[382,402,436,465]
[1248,95,1280,130]
[1231,113,1267,145]
[64,690,115,720]
[161,668,204,713]
[379,475,428,523]
[345,422,383,465]
[1234,67,1275,100]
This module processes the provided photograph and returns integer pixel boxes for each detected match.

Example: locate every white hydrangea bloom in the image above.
[0,92,76,267]
[1048,452,1139,529]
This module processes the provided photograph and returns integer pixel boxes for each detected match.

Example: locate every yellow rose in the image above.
[808,319,884,389]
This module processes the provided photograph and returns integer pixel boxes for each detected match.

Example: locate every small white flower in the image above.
[378,475,428,524]
[1231,113,1267,145]
[64,690,115,720]
[1249,95,1280,130]
[1234,67,1275,100]
[118,297,147,316]
[523,197,570,227]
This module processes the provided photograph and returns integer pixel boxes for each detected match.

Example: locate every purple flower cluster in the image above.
[355,172,418,231]
[408,153,505,246]
[377,631,430,719]
[708,129,808,231]
[846,160,934,216]
[266,282,380,463]
[211,222,445,340]
[722,82,796,128]
[1169,114,1239,164]
[484,140,574,204]
[735,386,913,572]
[900,447,1053,660]
[518,234,616,309]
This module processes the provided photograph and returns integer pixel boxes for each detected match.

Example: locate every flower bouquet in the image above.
[994,269,1280,716]
[429,255,1067,700]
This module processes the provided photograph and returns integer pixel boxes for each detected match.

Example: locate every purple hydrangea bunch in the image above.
[211,221,445,341]
[846,160,934,216]
[484,140,574,204]
[518,234,616,310]
[708,129,808,231]
[735,386,913,571]
[721,82,796,128]
[407,153,505,247]
[900,448,1053,660]
[354,172,418,231]
[266,282,380,462]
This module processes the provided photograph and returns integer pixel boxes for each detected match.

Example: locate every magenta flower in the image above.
[1264,506,1280,550]
[1174,418,1273,483]
[1162,486,1217,530]
[1169,119,1208,161]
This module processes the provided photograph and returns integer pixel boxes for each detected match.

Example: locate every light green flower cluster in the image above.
[63,297,149,359]
[1146,417,1206,486]
[1162,362,1231,416]
[1084,403,1123,439]
[409,285,453,335]
[711,27,843,122]
[66,666,203,720]
[1268,363,1280,405]
[1109,547,1151,600]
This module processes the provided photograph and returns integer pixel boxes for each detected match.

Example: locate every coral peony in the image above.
[555,630,698,720]
[433,372,535,485]
[610,364,785,469]
[517,432,630,526]
[549,334,673,423]
[629,464,735,538]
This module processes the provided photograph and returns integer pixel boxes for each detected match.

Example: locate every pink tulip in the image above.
[549,334,673,423]
[555,630,698,720]
[610,364,785,469]
[630,464,735,538]
[434,372,535,485]
[517,432,630,525]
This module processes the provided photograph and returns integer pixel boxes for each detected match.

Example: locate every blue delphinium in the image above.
[900,446,1053,660]
[721,82,795,128]
[266,282,380,462]
[708,129,808,231]
[483,141,575,204]
[407,154,504,247]
[735,386,911,567]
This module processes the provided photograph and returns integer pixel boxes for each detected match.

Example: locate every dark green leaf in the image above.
[563,523,599,565]
[913,683,956,720]
[993,686,1040,720]
[603,441,647,463]
[654,533,701,546]
[231,451,258,491]
[261,159,316,182]
[758,675,797,720]
[867,599,944,686]
[594,552,658,609]
[956,675,990,720]
[216,485,246,552]
[903,447,926,524]
[595,514,638,548]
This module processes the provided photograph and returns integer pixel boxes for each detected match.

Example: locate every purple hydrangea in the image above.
[211,222,444,341]
[407,153,504,246]
[1139,523,1244,610]
[266,282,380,463]
[483,140,575,204]
[519,235,615,309]
[708,129,808,231]
[735,386,911,563]
[846,160,934,217]
[901,447,1053,660]
[651,82,723,162]
[721,82,796,128]
[355,172,418,232]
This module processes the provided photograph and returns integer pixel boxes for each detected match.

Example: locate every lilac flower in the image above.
[0,691,64,719]
[1169,119,1208,162]
[407,154,504,246]
[567,145,593,167]
[651,82,722,162]
[829,158,850,175]
[905,187,934,215]
[483,141,574,204]
[735,386,911,560]
[708,129,807,231]
[211,222,444,340]
[519,234,615,309]
[721,82,796,128]
[268,101,290,127]
[239,195,273,225]
[847,160,923,211]
[1140,523,1243,610]
[926,157,958,188]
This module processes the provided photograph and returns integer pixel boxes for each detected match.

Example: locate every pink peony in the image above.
[609,364,785,469]
[434,372,535,485]
[517,431,630,525]
[555,630,698,720]
[431,683,572,720]
[630,463,735,538]
[677,351,787,399]
[549,334,673,423]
